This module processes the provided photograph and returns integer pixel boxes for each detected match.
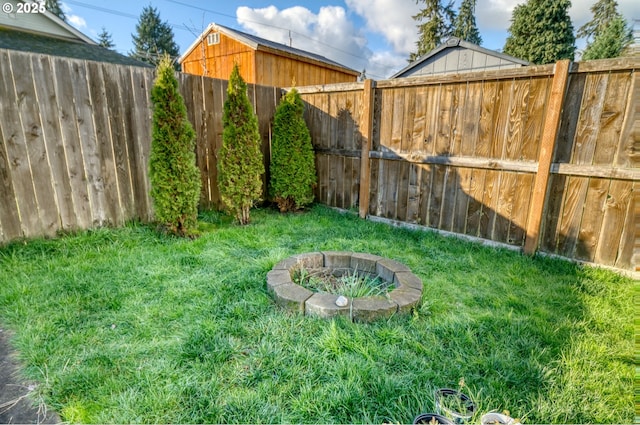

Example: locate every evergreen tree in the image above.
[410,0,456,61]
[270,88,317,212]
[218,64,264,225]
[503,0,576,64]
[578,0,632,60]
[452,0,482,45]
[131,6,179,67]
[149,55,201,237]
[582,16,632,59]
[97,27,115,49]
[45,0,65,21]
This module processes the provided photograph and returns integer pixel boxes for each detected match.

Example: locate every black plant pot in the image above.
[413,413,455,424]
[434,388,477,423]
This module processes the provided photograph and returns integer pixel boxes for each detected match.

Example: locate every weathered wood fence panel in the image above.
[299,58,639,271]
[1,48,637,272]
[0,49,278,243]
[301,83,364,209]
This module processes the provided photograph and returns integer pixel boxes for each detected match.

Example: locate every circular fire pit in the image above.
[266,252,423,322]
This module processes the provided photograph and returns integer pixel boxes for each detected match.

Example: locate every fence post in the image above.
[359,79,376,219]
[523,60,571,255]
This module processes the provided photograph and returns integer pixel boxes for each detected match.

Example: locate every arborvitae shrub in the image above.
[218,64,264,225]
[269,88,316,212]
[149,55,201,237]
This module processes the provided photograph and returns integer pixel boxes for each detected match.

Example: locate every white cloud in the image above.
[345,0,420,54]
[60,2,87,29]
[67,14,87,29]
[236,5,370,74]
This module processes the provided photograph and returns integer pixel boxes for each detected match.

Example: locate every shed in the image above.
[179,23,359,86]
[391,37,529,78]
[0,0,148,66]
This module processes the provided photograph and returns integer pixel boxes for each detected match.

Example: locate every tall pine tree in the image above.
[578,0,632,60]
[411,0,456,61]
[97,27,115,49]
[504,0,575,64]
[218,64,264,225]
[131,6,179,67]
[452,0,482,45]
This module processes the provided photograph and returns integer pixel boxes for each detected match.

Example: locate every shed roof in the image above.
[391,37,529,78]
[178,23,359,76]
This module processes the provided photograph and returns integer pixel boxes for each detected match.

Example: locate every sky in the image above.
[61,0,640,79]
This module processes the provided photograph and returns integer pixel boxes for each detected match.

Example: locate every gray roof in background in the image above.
[392,37,529,78]
[0,28,151,67]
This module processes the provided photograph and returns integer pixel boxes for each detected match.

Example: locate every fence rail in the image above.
[0,48,637,272]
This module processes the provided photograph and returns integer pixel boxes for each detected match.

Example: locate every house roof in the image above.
[391,37,529,78]
[0,0,94,43]
[0,28,150,66]
[178,23,359,76]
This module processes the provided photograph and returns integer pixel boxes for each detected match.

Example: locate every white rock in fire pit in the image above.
[335,296,348,307]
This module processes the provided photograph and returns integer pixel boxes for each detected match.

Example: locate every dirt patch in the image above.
[0,328,59,424]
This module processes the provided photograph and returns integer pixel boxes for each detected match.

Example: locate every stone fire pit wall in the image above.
[266,252,423,322]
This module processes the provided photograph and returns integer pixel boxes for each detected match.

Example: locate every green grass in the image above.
[293,266,390,298]
[0,205,633,424]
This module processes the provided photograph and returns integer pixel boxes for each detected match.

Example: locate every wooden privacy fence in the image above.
[298,58,639,271]
[1,48,637,272]
[0,49,277,242]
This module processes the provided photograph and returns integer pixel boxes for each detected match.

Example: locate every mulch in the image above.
[0,328,60,424]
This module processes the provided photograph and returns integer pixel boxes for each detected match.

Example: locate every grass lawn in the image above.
[0,205,633,424]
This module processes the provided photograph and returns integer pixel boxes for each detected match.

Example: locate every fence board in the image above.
[406,163,422,224]
[592,71,630,165]
[479,170,499,239]
[521,76,551,161]
[575,178,609,262]
[508,172,534,245]
[494,171,517,244]
[505,78,529,160]
[85,61,122,225]
[10,51,59,236]
[465,168,486,237]
[129,67,154,220]
[572,72,608,165]
[615,71,637,167]
[31,55,76,231]
[70,59,109,226]
[435,84,453,155]
[0,53,23,240]
[476,80,497,158]
[595,179,632,265]
[49,60,91,228]
[102,63,134,220]
[418,164,433,226]
[452,167,471,234]
[556,176,589,258]
[440,165,458,231]
[614,181,636,270]
[459,81,481,157]
[428,164,446,227]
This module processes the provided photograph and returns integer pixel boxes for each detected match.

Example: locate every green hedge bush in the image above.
[218,64,264,225]
[269,88,316,212]
[149,55,201,237]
